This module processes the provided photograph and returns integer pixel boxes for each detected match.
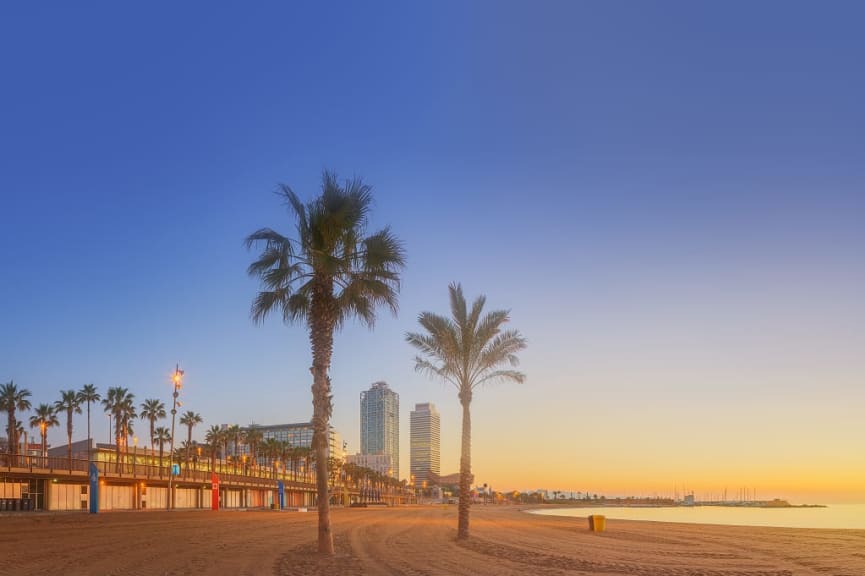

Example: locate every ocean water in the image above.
[531,504,865,529]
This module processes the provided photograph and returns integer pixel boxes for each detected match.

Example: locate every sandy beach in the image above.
[1,505,863,575]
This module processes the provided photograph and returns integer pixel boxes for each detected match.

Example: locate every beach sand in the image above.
[1,505,863,575]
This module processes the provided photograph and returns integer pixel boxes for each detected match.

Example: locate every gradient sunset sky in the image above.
[1,2,862,503]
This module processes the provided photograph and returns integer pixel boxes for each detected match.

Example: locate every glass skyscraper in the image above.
[360,381,399,479]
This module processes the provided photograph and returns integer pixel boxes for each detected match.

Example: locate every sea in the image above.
[530,504,865,529]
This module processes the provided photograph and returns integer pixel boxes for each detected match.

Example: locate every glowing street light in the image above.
[167,364,184,510]
[40,422,47,459]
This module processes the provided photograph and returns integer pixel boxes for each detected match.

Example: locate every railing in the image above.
[1,454,414,503]
[2,454,324,491]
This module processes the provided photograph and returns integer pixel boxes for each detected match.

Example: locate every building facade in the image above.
[360,381,399,479]
[238,423,344,464]
[410,402,440,486]
[345,453,393,476]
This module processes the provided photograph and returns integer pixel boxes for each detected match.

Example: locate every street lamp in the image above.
[133,436,138,475]
[40,422,47,460]
[167,364,184,510]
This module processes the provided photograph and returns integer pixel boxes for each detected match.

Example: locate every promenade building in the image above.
[360,381,399,479]
[410,403,440,486]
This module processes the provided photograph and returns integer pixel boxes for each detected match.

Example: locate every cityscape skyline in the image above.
[2,3,863,504]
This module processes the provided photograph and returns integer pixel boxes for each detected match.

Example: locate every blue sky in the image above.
[1,2,863,499]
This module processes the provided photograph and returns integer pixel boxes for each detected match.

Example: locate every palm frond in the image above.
[448,283,468,332]
[473,369,526,389]
[362,227,406,273]
[250,289,289,325]
[411,357,458,388]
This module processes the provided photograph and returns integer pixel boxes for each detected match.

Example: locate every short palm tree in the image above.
[1,381,32,458]
[29,403,59,459]
[261,437,280,473]
[14,420,26,455]
[77,384,100,461]
[102,387,136,471]
[406,283,526,540]
[153,426,171,474]
[244,426,263,469]
[139,398,166,455]
[227,424,241,472]
[54,389,82,464]
[246,171,405,554]
[179,411,202,468]
[205,425,223,472]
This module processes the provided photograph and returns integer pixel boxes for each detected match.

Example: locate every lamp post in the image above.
[40,422,47,463]
[133,437,138,476]
[167,364,183,510]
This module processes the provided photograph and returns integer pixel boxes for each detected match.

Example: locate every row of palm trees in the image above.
[2,379,342,482]
[0,380,206,472]
[4,378,392,484]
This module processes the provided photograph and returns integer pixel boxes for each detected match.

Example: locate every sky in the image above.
[1,1,862,503]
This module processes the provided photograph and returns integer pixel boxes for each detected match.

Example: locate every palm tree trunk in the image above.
[7,410,16,458]
[186,426,192,470]
[86,402,91,463]
[310,283,336,554]
[67,411,73,466]
[311,367,334,554]
[115,417,121,473]
[458,395,472,540]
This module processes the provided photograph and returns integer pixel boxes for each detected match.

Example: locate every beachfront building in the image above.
[237,423,344,463]
[345,453,393,477]
[410,402,440,486]
[360,381,399,479]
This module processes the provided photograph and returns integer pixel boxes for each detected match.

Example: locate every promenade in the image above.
[1,453,406,512]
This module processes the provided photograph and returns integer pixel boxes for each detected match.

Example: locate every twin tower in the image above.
[358,381,440,485]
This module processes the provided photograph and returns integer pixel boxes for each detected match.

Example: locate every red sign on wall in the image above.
[211,472,219,511]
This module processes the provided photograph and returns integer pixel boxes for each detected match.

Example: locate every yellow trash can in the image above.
[588,514,606,532]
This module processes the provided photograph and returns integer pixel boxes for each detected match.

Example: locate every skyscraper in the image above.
[410,403,440,486]
[360,381,399,479]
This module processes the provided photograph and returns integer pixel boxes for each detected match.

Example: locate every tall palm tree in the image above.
[1,381,32,459]
[153,426,171,474]
[29,404,59,459]
[246,171,405,554]
[77,384,100,461]
[54,389,82,464]
[179,411,202,468]
[139,398,166,455]
[406,283,527,540]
